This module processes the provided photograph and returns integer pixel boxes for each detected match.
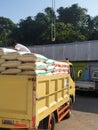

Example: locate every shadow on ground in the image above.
[72,91,98,114]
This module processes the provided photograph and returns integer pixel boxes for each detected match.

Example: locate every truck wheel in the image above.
[38,113,55,130]
[49,113,55,130]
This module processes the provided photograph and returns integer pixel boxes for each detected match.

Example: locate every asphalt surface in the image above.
[55,91,98,130]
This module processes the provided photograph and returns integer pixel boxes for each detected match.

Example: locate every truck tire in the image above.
[49,113,55,130]
[38,113,55,130]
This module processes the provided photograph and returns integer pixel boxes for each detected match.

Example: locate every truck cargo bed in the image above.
[0,74,70,128]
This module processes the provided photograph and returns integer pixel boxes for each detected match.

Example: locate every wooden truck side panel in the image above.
[0,74,72,128]
[35,75,70,127]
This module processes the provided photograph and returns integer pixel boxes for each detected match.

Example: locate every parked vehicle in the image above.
[73,61,98,91]
[0,62,75,130]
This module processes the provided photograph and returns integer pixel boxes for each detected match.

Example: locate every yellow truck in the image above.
[0,67,75,130]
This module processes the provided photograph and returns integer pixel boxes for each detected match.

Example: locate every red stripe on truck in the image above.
[32,116,36,127]
[14,123,27,127]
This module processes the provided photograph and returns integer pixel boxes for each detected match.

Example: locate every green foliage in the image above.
[57,4,87,26]
[56,23,86,43]
[0,4,98,45]
[0,17,16,46]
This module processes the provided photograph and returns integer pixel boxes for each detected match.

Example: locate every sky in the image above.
[0,0,98,23]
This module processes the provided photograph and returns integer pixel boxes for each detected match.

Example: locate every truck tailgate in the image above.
[0,75,32,120]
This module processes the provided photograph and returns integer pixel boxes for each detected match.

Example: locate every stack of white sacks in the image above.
[0,48,69,75]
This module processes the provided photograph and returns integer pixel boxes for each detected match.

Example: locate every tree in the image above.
[0,17,16,46]
[2,4,98,45]
[34,7,56,44]
[93,16,98,31]
[56,22,86,43]
[89,16,98,39]
[10,16,36,45]
[57,4,88,27]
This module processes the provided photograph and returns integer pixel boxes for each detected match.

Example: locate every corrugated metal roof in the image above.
[28,40,98,61]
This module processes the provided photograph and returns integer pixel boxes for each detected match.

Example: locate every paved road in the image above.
[55,92,98,130]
